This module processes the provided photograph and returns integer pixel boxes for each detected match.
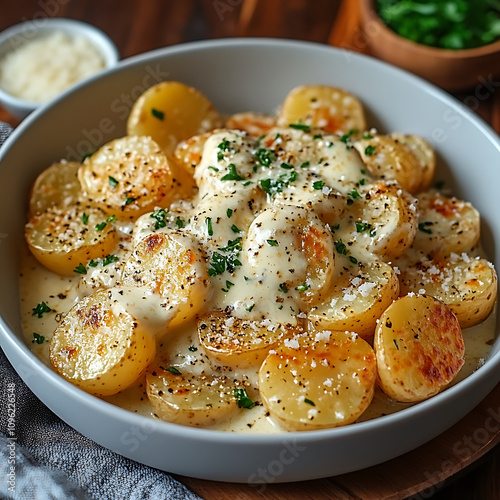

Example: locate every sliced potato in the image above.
[399,253,497,328]
[245,205,336,305]
[225,112,275,137]
[412,191,480,259]
[49,288,156,396]
[25,204,118,276]
[198,311,300,367]
[121,229,211,328]
[309,261,399,338]
[174,131,212,173]
[374,294,464,403]
[78,135,174,220]
[353,135,423,194]
[350,181,418,260]
[146,366,241,427]
[390,133,436,191]
[127,81,221,156]
[277,85,366,134]
[259,330,376,431]
[29,160,81,217]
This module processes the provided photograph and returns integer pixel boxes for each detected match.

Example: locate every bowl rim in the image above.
[1,37,500,448]
[0,17,119,110]
[361,0,500,59]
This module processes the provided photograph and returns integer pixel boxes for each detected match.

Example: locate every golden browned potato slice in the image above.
[29,161,82,217]
[277,85,366,134]
[78,135,174,221]
[127,81,221,156]
[198,311,300,368]
[259,330,376,431]
[309,261,399,338]
[146,366,241,427]
[350,181,418,260]
[353,135,423,194]
[374,294,464,403]
[398,253,497,328]
[25,204,118,276]
[412,191,480,259]
[245,205,336,305]
[50,288,156,396]
[121,229,211,328]
[225,112,276,137]
[390,133,436,191]
[174,131,212,173]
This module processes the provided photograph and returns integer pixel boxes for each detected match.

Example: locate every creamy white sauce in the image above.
[20,128,498,433]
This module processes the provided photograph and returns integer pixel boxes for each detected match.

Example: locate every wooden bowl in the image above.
[359,0,500,90]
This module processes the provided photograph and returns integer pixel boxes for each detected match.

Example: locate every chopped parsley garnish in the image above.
[312,180,325,190]
[226,208,233,218]
[231,224,241,233]
[365,145,377,156]
[419,222,433,234]
[151,108,164,120]
[289,122,312,132]
[165,366,181,375]
[95,222,107,231]
[188,345,198,352]
[334,239,348,255]
[348,188,363,201]
[81,151,95,162]
[73,263,87,275]
[267,239,278,247]
[124,197,136,206]
[300,161,310,169]
[221,163,245,181]
[356,221,372,233]
[234,388,255,409]
[330,223,340,230]
[222,280,235,292]
[313,133,322,140]
[340,129,359,143]
[175,217,185,228]
[150,209,168,230]
[217,139,232,161]
[88,259,99,267]
[208,166,219,172]
[359,178,366,186]
[32,301,51,318]
[208,238,243,276]
[279,283,289,293]
[255,147,276,167]
[260,171,297,196]
[280,162,293,170]
[295,284,309,291]
[206,217,213,236]
[304,398,316,406]
[362,132,373,139]
[81,213,89,224]
[246,303,255,312]
[102,254,119,266]
[369,228,377,237]
[349,256,358,264]
[108,176,119,188]
[32,333,45,344]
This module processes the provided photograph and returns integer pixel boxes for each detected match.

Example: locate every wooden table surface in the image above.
[1,1,499,499]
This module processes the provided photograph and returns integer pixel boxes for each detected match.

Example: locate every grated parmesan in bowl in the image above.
[0,18,118,119]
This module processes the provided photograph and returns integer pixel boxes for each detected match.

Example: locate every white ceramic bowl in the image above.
[0,38,499,483]
[0,18,119,120]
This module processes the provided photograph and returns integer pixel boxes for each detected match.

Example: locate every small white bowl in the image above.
[0,18,119,120]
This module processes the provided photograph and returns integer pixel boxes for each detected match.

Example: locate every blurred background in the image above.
[0,1,498,499]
